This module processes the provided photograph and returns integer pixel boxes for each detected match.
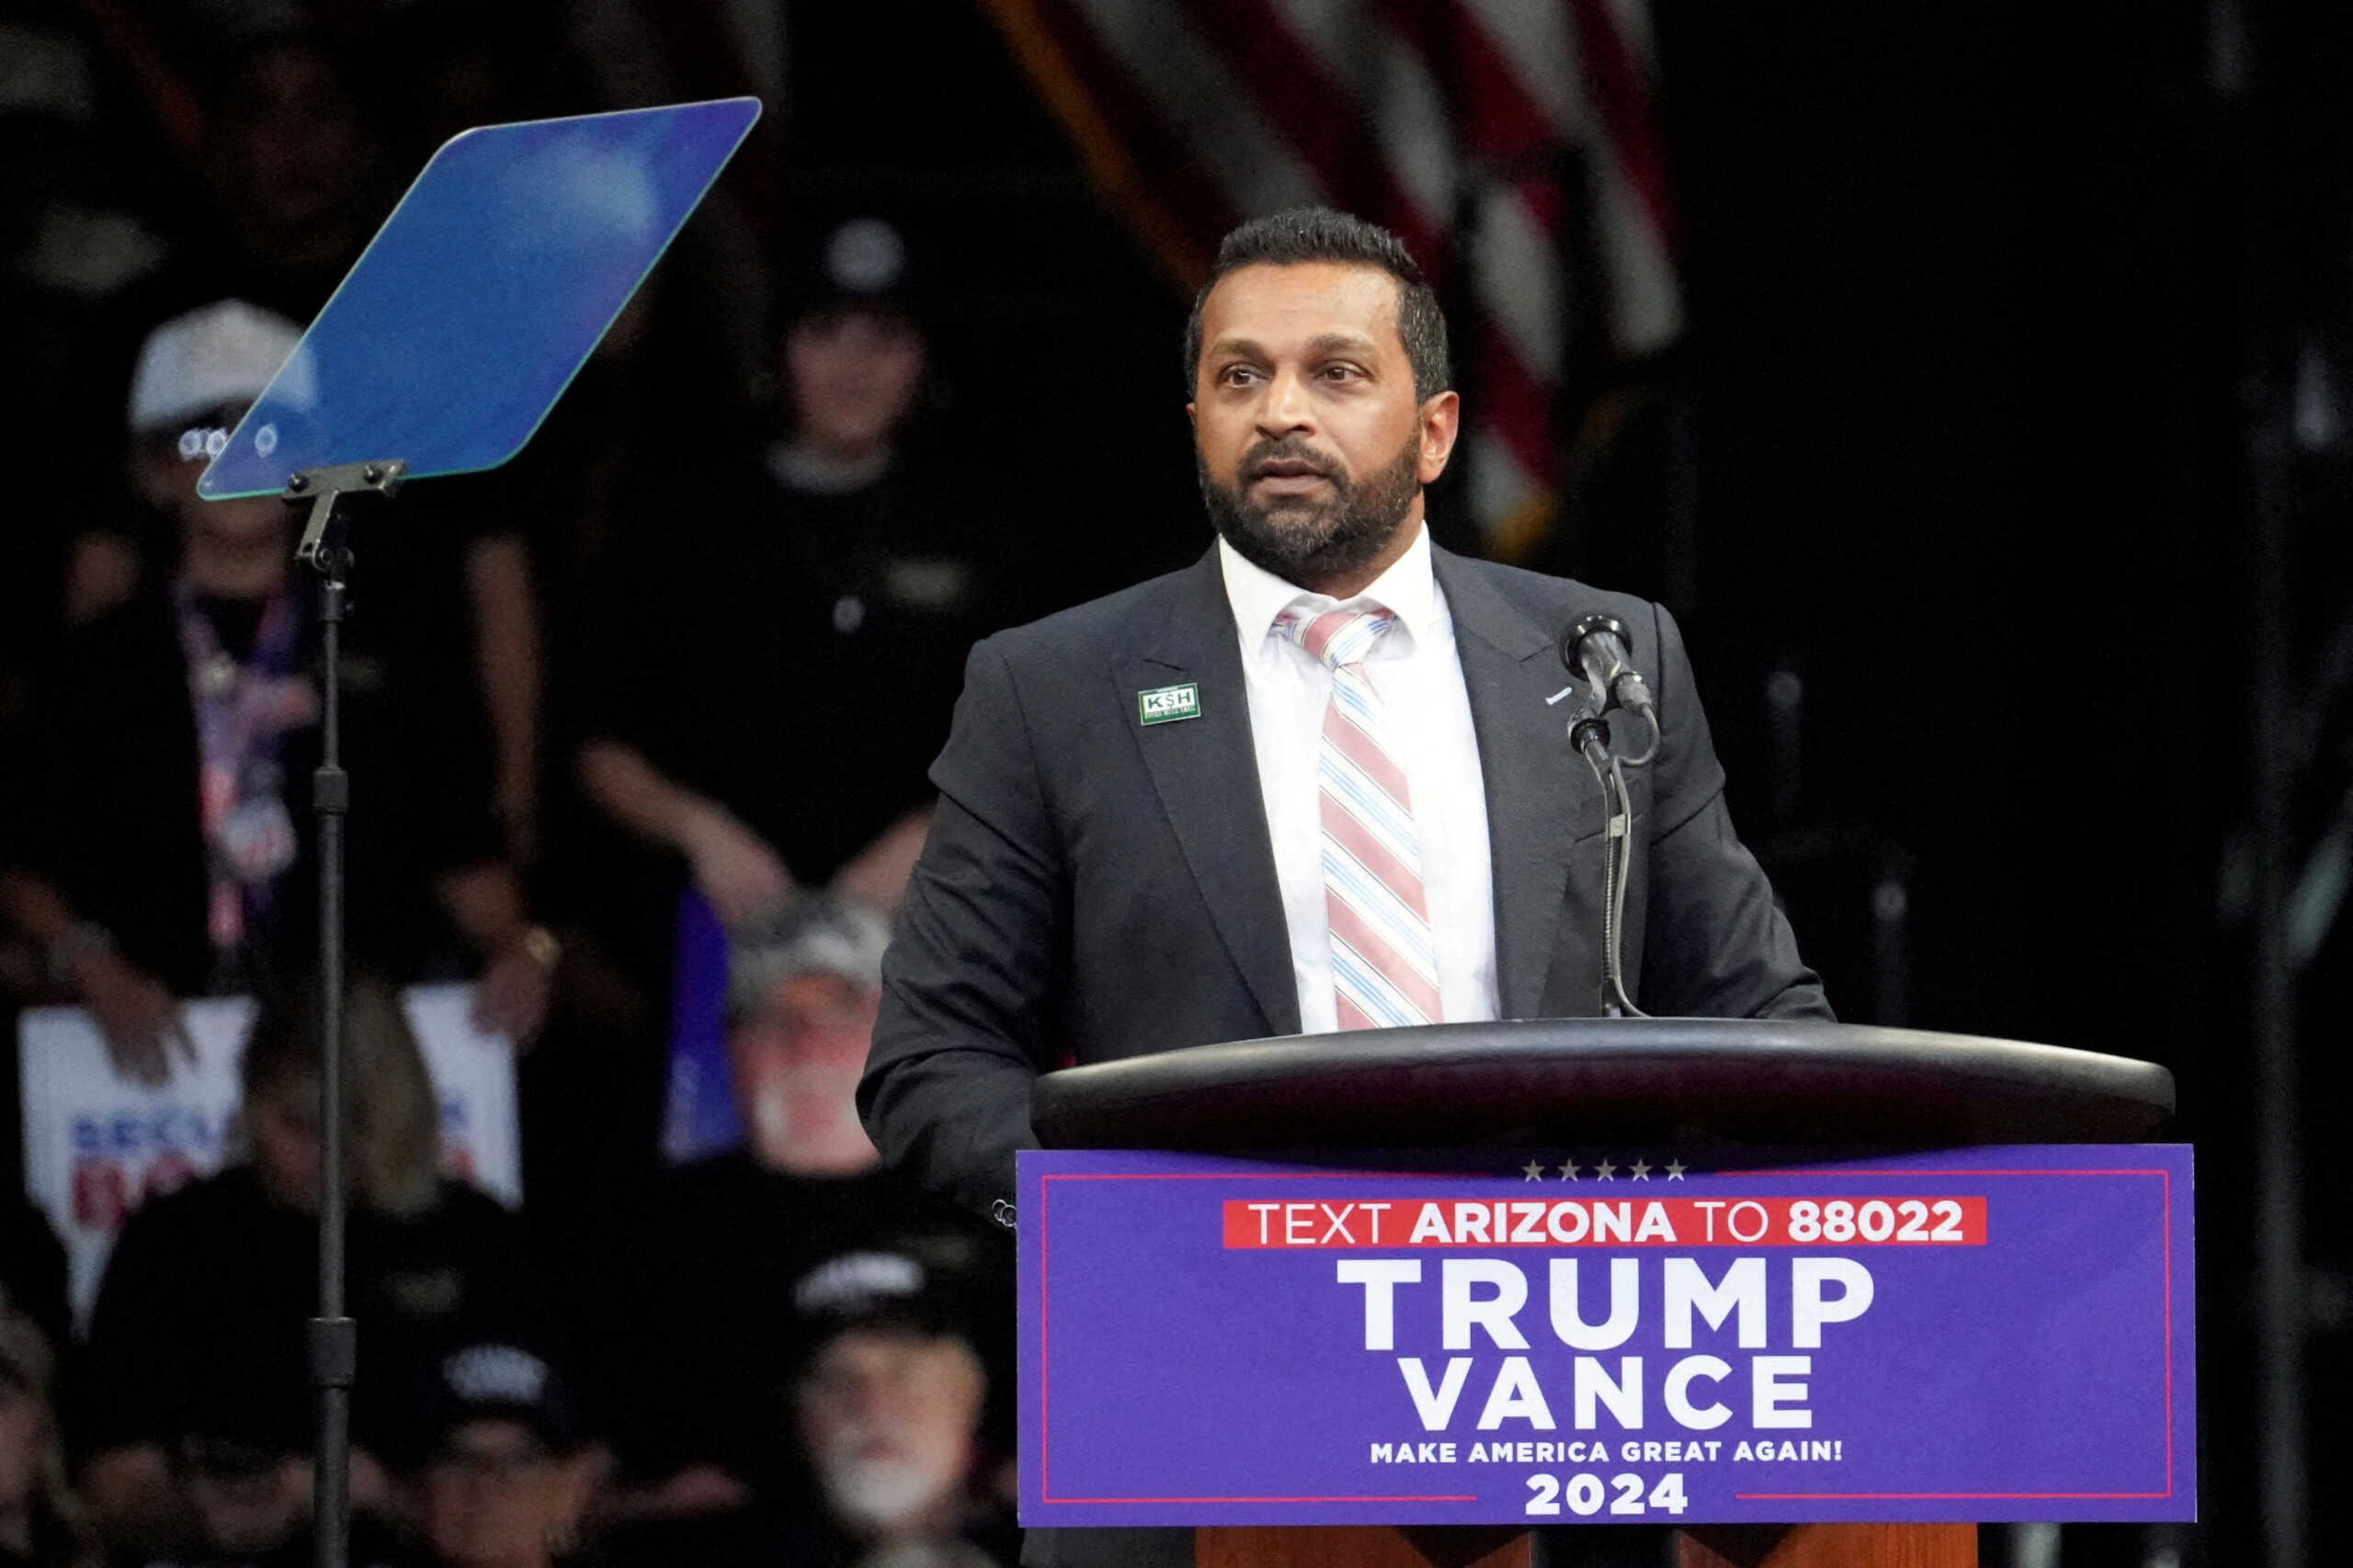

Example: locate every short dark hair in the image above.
[1183,207,1452,403]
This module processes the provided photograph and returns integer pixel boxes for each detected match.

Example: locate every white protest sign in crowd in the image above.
[17,982,519,1331]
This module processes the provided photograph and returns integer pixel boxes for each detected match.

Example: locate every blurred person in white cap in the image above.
[0,300,557,1082]
[602,896,1000,1517]
[63,299,305,625]
[58,300,296,628]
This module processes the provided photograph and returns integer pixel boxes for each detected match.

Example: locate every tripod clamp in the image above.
[286,460,406,577]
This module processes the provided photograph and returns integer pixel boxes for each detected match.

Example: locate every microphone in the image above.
[1552,614,1654,1019]
[1559,615,1657,727]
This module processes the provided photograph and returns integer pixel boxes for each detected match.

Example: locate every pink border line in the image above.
[1047,1494,1480,1505]
[1036,1165,2182,1508]
[1729,1167,2175,1503]
[1737,1492,2172,1501]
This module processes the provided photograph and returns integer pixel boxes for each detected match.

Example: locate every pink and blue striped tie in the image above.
[1277,604,1442,1030]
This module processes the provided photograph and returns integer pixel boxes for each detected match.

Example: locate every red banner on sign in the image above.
[1221,1197,1989,1249]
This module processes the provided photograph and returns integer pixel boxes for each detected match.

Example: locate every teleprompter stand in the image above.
[1032,1017,2178,1568]
[285,460,404,1568]
[190,97,760,1568]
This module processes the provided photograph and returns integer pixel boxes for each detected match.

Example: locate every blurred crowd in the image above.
[1,6,1031,1567]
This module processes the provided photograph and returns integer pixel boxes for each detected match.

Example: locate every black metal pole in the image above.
[2218,0,2307,1556]
[308,514,356,1568]
[2248,391,2305,1568]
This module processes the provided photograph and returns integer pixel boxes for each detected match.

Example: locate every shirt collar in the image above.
[1217,521,1439,652]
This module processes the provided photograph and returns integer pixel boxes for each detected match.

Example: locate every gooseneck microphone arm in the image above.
[1555,617,1653,1018]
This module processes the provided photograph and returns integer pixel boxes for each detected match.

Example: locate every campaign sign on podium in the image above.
[1017,1144,2193,1528]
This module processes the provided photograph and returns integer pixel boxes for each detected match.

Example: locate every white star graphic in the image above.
[1557,1162,1580,1182]
[1594,1158,1617,1180]
[1665,1159,1688,1180]
[1631,1159,1652,1181]
[1521,1160,1544,1181]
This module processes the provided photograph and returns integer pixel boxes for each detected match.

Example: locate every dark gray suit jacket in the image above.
[861,542,1828,1223]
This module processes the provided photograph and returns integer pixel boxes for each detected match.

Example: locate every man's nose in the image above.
[844,1376,890,1419]
[1256,368,1316,435]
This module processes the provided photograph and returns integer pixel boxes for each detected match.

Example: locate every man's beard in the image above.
[1199,430,1423,588]
[816,1431,957,1536]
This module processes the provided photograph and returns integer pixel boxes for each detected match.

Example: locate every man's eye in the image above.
[1220,366,1260,386]
[1321,364,1365,382]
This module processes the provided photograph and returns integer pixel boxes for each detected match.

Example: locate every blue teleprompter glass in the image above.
[199,97,760,498]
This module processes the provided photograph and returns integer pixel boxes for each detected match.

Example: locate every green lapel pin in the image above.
[1137,682,1201,726]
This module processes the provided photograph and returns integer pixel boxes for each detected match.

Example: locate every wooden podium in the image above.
[1029,1017,2177,1568]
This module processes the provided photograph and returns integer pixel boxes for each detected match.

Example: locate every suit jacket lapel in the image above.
[1433,546,1596,1018]
[1118,548,1301,1037]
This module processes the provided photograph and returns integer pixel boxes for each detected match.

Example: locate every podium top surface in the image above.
[198,97,759,498]
[1030,1017,2176,1151]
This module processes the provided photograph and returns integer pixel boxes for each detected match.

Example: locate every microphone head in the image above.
[1559,613,1633,680]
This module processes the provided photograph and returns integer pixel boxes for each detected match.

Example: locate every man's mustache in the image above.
[1241,440,1343,483]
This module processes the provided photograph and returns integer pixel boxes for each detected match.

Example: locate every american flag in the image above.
[979,0,1683,559]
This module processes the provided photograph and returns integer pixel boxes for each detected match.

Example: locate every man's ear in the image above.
[1186,402,1197,429]
[1416,390,1461,485]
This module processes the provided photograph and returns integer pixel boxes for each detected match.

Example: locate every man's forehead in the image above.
[819,1326,965,1369]
[448,1416,539,1450]
[1201,261,1404,350]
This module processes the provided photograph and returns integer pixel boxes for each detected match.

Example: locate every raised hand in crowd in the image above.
[829,807,933,920]
[437,865,559,1047]
[577,740,794,926]
[680,805,795,928]
[472,943,554,1048]
[68,944,196,1087]
[0,872,193,1085]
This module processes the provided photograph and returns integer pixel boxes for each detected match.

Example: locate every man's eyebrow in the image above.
[1204,332,1383,361]
[1304,332,1381,357]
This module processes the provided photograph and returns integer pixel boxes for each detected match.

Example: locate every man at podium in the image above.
[861,203,1825,1225]
[862,203,1828,1568]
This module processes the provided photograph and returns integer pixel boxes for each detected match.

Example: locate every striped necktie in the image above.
[1276,603,1442,1030]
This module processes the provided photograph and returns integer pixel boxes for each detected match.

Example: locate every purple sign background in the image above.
[1018,1145,2193,1527]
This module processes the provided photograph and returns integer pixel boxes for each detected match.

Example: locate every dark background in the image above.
[8,0,2349,1561]
[785,4,2352,1560]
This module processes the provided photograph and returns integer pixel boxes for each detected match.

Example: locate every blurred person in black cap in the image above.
[132,1414,415,1568]
[603,897,1001,1514]
[92,1270,404,1568]
[157,1416,315,1568]
[0,1296,98,1568]
[606,1233,1012,1568]
[405,1341,600,1568]
[558,213,1016,1309]
[781,1242,1015,1567]
[0,300,557,1084]
[79,981,535,1552]
[576,212,1016,930]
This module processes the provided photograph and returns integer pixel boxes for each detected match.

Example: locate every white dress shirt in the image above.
[1218,527,1501,1034]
